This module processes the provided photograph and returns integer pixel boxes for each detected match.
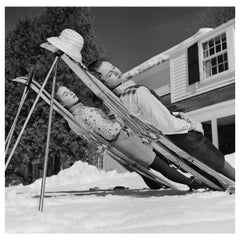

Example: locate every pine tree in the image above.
[5,7,105,185]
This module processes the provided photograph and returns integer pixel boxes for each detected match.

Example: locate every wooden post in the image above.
[211,117,219,149]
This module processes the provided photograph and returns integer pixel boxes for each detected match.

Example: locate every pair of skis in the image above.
[10,42,234,193]
[30,188,198,198]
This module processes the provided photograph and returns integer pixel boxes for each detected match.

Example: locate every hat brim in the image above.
[47,37,82,63]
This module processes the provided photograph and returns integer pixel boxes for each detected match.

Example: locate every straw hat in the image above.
[47,29,84,63]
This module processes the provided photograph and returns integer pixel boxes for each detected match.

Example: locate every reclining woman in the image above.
[56,85,205,190]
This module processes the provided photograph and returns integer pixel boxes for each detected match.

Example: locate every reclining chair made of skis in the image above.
[13,76,185,190]
[13,42,234,192]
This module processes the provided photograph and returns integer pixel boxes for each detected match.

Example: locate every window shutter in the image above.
[187,43,200,85]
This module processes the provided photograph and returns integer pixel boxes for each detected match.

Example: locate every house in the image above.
[101,19,235,172]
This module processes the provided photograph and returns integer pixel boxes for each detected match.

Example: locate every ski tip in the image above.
[40,42,58,53]
[226,186,235,195]
[12,77,27,83]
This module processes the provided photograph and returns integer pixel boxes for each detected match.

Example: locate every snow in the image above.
[5,153,235,234]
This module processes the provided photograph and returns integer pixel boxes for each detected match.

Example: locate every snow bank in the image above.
[7,160,146,195]
[23,152,236,192]
[5,154,235,233]
[225,153,235,168]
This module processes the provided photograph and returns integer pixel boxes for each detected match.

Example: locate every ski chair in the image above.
[12,77,189,191]
[13,42,234,192]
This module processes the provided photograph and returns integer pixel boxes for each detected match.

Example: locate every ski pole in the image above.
[5,68,34,155]
[5,57,59,170]
[39,62,58,212]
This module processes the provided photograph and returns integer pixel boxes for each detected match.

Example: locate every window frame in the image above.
[199,31,231,82]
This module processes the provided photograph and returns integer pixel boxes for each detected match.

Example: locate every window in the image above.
[202,33,229,78]
[97,152,104,169]
[98,158,103,169]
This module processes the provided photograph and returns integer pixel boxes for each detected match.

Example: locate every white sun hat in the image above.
[47,29,84,63]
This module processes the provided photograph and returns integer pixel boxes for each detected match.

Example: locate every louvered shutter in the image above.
[187,43,200,85]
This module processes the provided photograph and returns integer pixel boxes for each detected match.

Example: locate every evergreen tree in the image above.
[5,7,105,185]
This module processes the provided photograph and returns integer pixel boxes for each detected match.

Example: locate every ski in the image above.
[31,187,198,198]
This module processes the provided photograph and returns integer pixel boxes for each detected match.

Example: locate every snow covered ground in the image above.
[5,154,236,234]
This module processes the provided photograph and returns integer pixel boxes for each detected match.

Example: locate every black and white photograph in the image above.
[3,1,237,235]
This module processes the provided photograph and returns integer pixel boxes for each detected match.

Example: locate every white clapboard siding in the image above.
[170,52,188,103]
[155,84,170,96]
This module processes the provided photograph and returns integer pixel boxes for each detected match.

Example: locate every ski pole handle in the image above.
[25,66,34,90]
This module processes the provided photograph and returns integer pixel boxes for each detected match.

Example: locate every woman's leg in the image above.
[149,155,205,189]
[112,130,155,166]
[113,130,203,188]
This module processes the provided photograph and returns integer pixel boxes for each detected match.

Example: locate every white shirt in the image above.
[119,86,191,135]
